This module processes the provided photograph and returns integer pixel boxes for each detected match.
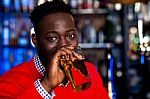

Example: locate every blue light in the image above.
[140,55,144,64]
[3,47,9,59]
[22,0,28,6]
[2,0,11,7]
[1,48,11,74]
[3,27,9,45]
[14,0,20,11]
[3,60,11,72]
[16,48,24,61]
[108,58,117,99]
[18,38,28,46]
[0,60,11,75]
[110,58,114,80]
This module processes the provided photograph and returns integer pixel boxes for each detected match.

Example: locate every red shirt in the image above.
[0,58,109,99]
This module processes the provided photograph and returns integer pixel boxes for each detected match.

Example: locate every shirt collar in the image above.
[34,54,46,76]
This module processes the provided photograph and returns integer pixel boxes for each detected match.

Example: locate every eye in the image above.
[67,34,76,39]
[47,36,57,42]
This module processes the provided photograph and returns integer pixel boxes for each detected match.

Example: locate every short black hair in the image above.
[30,0,73,33]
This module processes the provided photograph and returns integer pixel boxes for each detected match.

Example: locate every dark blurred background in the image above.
[0,0,150,99]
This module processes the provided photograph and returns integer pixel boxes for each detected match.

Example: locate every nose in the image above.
[59,36,69,47]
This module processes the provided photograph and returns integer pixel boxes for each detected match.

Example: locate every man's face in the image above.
[34,13,78,58]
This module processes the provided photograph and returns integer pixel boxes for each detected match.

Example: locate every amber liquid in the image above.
[60,59,91,91]
[73,59,89,78]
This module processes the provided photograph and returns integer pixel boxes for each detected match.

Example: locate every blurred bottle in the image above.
[93,0,100,9]
[3,47,11,73]
[70,0,78,9]
[28,0,35,12]
[77,0,83,9]
[83,18,96,43]
[9,49,15,67]
[26,49,35,61]
[21,0,28,12]
[127,5,134,21]
[83,0,93,9]
[148,1,150,21]
[2,0,11,12]
[2,15,10,46]
[98,30,104,43]
[14,48,24,65]
[0,17,2,46]
[14,0,21,12]
[9,16,18,46]
[114,24,123,44]
[105,16,115,42]
[18,31,29,46]
[77,30,82,43]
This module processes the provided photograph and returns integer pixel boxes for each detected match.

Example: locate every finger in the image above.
[60,47,74,61]
[58,66,65,82]
[59,50,69,60]
[65,45,77,62]
[72,51,84,60]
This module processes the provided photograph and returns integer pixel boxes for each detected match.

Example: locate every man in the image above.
[0,1,109,99]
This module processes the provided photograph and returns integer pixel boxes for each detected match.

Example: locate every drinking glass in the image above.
[60,46,91,91]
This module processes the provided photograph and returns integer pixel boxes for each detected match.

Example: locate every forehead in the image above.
[37,13,75,34]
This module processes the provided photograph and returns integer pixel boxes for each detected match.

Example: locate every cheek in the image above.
[37,40,55,56]
[72,38,78,46]
[74,40,78,46]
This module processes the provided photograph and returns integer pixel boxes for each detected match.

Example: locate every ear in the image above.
[31,34,38,48]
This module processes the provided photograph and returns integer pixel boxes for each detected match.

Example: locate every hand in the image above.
[40,45,83,92]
